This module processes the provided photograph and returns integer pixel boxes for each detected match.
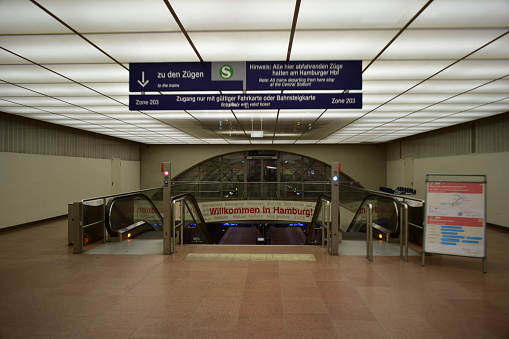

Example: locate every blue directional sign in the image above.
[129,61,362,92]
[129,93,362,110]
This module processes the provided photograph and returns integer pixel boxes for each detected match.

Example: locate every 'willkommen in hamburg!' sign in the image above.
[198,200,315,223]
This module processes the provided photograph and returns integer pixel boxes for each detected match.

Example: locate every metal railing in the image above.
[171,180,360,201]
[307,184,424,261]
[171,193,212,249]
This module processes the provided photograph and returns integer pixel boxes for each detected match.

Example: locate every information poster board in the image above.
[423,174,487,270]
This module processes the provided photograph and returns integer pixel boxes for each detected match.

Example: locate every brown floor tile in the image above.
[332,319,390,338]
[1,220,508,338]
[239,301,284,319]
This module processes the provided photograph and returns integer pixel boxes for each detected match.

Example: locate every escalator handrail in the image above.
[171,193,213,244]
[305,194,331,244]
[346,193,402,234]
[105,193,163,236]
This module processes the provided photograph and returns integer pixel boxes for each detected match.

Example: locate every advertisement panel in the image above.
[424,181,486,258]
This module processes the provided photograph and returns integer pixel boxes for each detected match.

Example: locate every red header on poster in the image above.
[427,216,484,227]
[427,182,484,194]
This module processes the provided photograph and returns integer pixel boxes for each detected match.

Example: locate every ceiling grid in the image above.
[0,0,508,145]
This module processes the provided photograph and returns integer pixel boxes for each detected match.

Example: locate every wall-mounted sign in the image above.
[129,93,362,110]
[129,61,362,92]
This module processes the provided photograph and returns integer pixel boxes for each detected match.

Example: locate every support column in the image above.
[330,162,341,255]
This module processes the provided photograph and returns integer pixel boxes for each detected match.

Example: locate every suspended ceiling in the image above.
[0,0,508,145]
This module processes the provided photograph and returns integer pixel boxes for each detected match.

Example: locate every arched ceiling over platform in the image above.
[1,0,508,144]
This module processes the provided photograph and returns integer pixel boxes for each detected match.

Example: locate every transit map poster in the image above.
[424,181,486,258]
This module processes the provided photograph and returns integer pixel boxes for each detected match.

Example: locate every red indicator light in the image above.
[164,170,169,176]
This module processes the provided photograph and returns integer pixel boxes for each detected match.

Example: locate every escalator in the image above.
[105,193,163,239]
[306,192,424,245]
[104,193,212,244]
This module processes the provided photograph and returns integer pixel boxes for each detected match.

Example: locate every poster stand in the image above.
[422,174,487,272]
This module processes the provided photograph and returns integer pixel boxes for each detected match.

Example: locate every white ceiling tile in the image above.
[0,35,112,64]
[292,31,396,60]
[0,65,71,83]
[37,0,179,33]
[363,60,452,80]
[298,0,428,29]
[46,64,128,83]
[434,60,509,80]
[190,31,290,61]
[0,0,70,34]
[382,29,506,60]
[412,0,509,28]
[85,33,199,63]
[172,0,295,30]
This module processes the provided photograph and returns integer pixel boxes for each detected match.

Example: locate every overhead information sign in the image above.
[129,93,362,110]
[129,61,362,92]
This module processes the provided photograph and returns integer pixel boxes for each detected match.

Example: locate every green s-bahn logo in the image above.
[219,64,234,79]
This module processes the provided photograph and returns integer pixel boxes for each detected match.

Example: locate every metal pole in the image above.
[366,203,373,262]
[180,201,185,246]
[330,162,341,255]
[400,203,409,262]
[72,202,83,254]
[162,162,172,255]
[321,202,325,248]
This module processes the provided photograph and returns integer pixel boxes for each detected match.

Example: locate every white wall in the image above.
[140,144,387,190]
[0,152,140,229]
[387,152,509,228]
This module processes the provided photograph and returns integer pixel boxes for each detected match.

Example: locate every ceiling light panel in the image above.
[19,83,99,96]
[45,64,128,83]
[0,65,71,83]
[0,0,69,34]
[0,35,112,64]
[434,60,509,80]
[363,80,421,93]
[381,29,507,60]
[190,32,290,61]
[470,34,509,59]
[52,96,124,106]
[443,93,509,105]
[412,0,509,28]
[363,60,452,80]
[291,31,396,60]
[388,93,455,105]
[298,0,428,29]
[171,0,295,30]
[37,0,180,33]
[84,33,199,63]
[0,96,64,107]
[468,80,509,94]
[408,80,489,94]
[0,48,32,64]
[82,83,131,96]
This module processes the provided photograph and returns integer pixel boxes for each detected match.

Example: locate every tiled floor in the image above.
[1,217,509,338]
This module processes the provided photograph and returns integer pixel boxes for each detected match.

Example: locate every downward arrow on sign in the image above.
[138,71,149,87]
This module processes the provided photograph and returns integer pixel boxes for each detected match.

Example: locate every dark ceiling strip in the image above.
[362,0,434,74]
[28,0,128,71]
[286,0,302,62]
[162,0,203,62]
[272,0,301,144]
[230,111,252,144]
